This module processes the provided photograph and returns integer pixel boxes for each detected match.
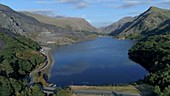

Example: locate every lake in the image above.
[48,37,147,86]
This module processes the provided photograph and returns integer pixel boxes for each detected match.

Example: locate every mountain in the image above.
[117,6,170,38]
[0,4,96,95]
[128,18,170,96]
[0,4,64,35]
[0,4,96,45]
[100,16,135,34]
[126,7,170,95]
[22,12,98,33]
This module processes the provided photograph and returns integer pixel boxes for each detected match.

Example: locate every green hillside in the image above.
[111,6,170,39]
[129,35,170,95]
[126,6,170,96]
[0,29,46,95]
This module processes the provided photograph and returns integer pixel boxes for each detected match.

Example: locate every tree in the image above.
[54,87,72,96]
[0,76,13,96]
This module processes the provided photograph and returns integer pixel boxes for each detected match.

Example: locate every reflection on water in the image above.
[49,37,147,86]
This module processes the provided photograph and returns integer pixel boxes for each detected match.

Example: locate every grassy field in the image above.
[70,84,154,96]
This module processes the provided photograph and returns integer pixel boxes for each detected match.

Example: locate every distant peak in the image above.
[148,6,163,12]
[149,6,158,9]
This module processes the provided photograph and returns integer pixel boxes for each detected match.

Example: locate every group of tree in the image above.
[128,35,170,95]
[0,31,74,96]
[0,31,46,95]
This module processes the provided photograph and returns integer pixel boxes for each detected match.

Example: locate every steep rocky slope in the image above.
[0,4,96,45]
[0,4,64,35]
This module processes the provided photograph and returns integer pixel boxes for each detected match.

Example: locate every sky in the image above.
[0,0,170,27]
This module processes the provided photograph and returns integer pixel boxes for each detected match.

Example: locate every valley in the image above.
[0,2,170,96]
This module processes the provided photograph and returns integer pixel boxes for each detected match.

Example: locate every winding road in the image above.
[29,47,51,86]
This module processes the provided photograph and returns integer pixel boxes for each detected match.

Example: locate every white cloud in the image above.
[36,0,57,4]
[86,0,116,3]
[108,0,145,9]
[58,0,81,3]
[75,2,88,9]
[160,0,170,6]
[36,0,170,10]
[58,0,89,9]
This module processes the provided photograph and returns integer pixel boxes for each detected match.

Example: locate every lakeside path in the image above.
[40,47,54,73]
[29,47,54,86]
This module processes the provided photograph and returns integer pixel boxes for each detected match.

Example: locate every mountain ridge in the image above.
[0,4,96,45]
[0,4,65,35]
[118,6,170,38]
[22,11,98,33]
[103,6,170,39]
[100,16,135,34]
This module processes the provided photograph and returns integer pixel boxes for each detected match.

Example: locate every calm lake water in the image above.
[49,37,147,86]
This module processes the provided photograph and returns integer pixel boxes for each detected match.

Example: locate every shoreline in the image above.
[38,40,153,95]
[30,46,55,86]
[44,48,54,78]
[38,47,55,86]
[41,47,54,74]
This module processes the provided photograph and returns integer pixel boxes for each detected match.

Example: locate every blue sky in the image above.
[0,0,170,27]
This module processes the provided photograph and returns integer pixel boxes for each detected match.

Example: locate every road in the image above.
[29,47,57,95]
[73,89,141,96]
[42,86,56,95]
[73,90,113,96]
[39,47,52,71]
[29,47,51,86]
